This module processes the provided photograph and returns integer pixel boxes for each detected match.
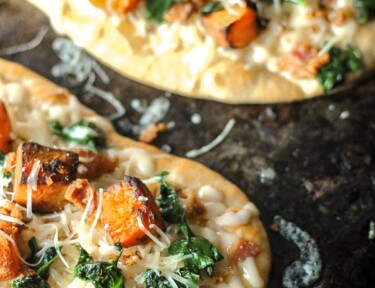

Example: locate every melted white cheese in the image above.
[0,75,266,287]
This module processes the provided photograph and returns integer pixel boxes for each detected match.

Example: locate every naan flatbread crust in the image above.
[0,58,271,286]
[25,0,375,103]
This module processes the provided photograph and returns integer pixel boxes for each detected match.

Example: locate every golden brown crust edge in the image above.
[25,0,375,104]
[0,58,271,285]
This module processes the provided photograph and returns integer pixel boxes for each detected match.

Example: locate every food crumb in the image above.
[368,221,375,240]
[270,223,280,232]
[139,123,166,144]
[259,167,277,183]
[191,113,202,124]
[339,111,350,120]
[328,104,335,111]
[161,144,172,153]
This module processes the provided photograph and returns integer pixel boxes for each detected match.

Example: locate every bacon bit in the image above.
[186,195,207,224]
[164,2,195,22]
[277,42,330,79]
[139,123,166,144]
[230,237,260,263]
[121,250,141,266]
[65,179,98,220]
[20,267,36,277]
[270,223,280,233]
[0,201,25,236]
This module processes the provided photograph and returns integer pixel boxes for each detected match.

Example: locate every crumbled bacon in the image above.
[120,250,141,266]
[187,196,207,224]
[65,179,98,220]
[230,237,260,263]
[139,123,166,144]
[164,2,195,23]
[0,201,25,236]
[277,42,330,79]
[164,0,209,22]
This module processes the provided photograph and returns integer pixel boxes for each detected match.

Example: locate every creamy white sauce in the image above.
[0,72,264,287]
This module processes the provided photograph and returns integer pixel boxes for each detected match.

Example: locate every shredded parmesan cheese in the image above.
[51,38,125,120]
[0,230,44,267]
[186,118,235,158]
[83,73,126,121]
[136,216,166,248]
[26,160,41,219]
[0,26,48,56]
[0,214,25,226]
[88,189,103,238]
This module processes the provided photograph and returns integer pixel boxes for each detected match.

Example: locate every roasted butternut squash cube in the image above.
[202,3,259,49]
[0,101,12,153]
[76,150,117,180]
[90,0,139,13]
[100,176,164,248]
[13,142,79,213]
[0,234,20,281]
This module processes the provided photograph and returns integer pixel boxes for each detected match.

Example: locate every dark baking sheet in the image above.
[1,0,375,287]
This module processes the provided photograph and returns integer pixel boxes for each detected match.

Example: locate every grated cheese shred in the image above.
[186,118,236,158]
[0,229,44,267]
[88,188,103,238]
[80,188,95,224]
[0,26,48,56]
[26,160,41,219]
[136,216,167,248]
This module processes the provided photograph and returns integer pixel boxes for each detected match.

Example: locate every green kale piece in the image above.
[168,237,223,277]
[354,0,375,24]
[200,1,224,16]
[73,245,125,288]
[0,151,6,167]
[157,171,193,239]
[317,46,362,92]
[144,268,199,288]
[49,120,106,150]
[12,275,50,288]
[146,0,174,22]
[148,172,223,286]
[27,238,58,279]
[12,237,58,288]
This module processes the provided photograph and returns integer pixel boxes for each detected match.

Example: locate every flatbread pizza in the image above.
[0,58,270,287]
[24,0,375,103]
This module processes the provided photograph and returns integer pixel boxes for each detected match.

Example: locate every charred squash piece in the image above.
[100,176,164,248]
[13,142,79,213]
[0,233,20,281]
[76,150,117,180]
[90,0,139,14]
[202,2,259,48]
[0,101,12,153]
[65,179,98,220]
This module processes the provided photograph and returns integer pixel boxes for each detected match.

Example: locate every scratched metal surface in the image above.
[1,0,375,287]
